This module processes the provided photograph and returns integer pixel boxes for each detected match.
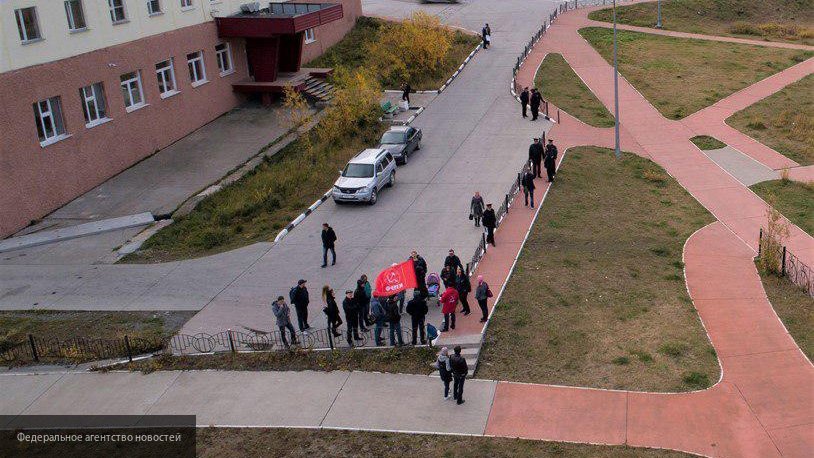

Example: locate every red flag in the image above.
[373,259,418,297]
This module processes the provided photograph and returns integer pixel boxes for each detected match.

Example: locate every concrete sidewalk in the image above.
[0,370,497,434]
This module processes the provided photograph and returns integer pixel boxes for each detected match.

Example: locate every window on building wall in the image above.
[215,43,233,75]
[187,51,207,86]
[155,59,178,97]
[80,83,109,127]
[15,7,42,42]
[108,0,127,23]
[33,97,67,146]
[147,0,162,15]
[64,1,87,31]
[180,0,194,9]
[304,28,316,44]
[120,71,145,111]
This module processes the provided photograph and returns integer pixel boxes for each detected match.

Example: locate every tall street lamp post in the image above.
[656,0,663,28]
[613,0,620,159]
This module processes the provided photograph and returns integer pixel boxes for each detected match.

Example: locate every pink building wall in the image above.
[0,0,361,238]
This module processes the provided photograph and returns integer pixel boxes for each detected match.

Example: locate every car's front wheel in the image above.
[415,141,421,151]
[400,153,408,165]
[369,189,378,205]
[387,171,395,188]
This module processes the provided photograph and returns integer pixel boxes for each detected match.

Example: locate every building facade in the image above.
[0,0,361,237]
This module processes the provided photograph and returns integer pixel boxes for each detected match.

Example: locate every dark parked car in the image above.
[377,126,422,165]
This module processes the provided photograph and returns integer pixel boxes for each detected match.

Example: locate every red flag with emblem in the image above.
[373,259,418,297]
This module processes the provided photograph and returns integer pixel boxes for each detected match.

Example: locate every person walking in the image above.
[386,296,404,346]
[406,289,428,345]
[483,203,497,247]
[409,250,428,296]
[440,285,459,332]
[342,290,362,346]
[482,23,491,49]
[370,295,387,346]
[530,88,542,121]
[470,192,485,227]
[519,87,529,118]
[440,265,455,289]
[474,275,492,323]
[435,347,453,400]
[528,137,543,178]
[455,266,471,316]
[449,346,469,405]
[290,279,310,331]
[271,295,298,347]
[522,164,536,208]
[320,223,337,268]
[354,279,370,333]
[401,82,411,105]
[544,139,559,182]
[322,285,342,337]
[444,249,464,273]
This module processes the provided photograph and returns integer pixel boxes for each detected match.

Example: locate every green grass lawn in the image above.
[196,428,694,457]
[578,27,812,119]
[588,0,814,45]
[477,147,719,392]
[534,53,615,128]
[751,179,814,236]
[727,74,813,166]
[0,311,193,365]
[307,17,481,90]
[690,135,726,150]
[104,346,438,375]
[758,265,813,360]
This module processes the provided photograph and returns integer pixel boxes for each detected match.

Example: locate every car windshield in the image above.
[342,163,375,178]
[380,132,407,144]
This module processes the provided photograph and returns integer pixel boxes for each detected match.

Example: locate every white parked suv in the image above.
[332,148,396,205]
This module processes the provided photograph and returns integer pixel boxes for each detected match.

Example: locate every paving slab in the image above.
[322,371,496,434]
[0,373,64,425]
[146,370,350,427]
[703,146,780,186]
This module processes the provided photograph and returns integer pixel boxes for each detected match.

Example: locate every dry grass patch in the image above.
[579,27,812,119]
[588,0,814,45]
[727,74,814,166]
[196,428,695,457]
[750,178,814,236]
[104,347,437,375]
[758,264,814,360]
[534,53,615,128]
[477,147,719,392]
[690,135,726,150]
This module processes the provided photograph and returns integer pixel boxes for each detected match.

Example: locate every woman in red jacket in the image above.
[440,286,459,332]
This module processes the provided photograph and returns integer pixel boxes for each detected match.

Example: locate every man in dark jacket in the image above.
[444,249,463,273]
[342,290,362,346]
[530,89,542,121]
[401,82,411,105]
[449,346,469,405]
[482,204,497,247]
[522,166,536,208]
[410,250,428,296]
[386,296,404,346]
[291,279,310,331]
[405,290,428,345]
[528,138,543,178]
[354,280,370,333]
[271,296,298,347]
[321,223,337,268]
[544,139,559,182]
[519,87,529,118]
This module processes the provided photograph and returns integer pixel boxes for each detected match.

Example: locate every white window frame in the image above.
[33,97,69,147]
[147,0,163,15]
[156,59,179,98]
[187,51,207,87]
[15,7,42,43]
[80,83,109,128]
[108,0,128,24]
[304,27,316,44]
[120,71,146,112]
[180,0,194,10]
[215,43,234,76]
[64,0,87,32]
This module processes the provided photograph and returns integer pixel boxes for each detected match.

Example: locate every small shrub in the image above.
[612,356,630,365]
[196,229,228,250]
[730,21,760,36]
[658,341,688,357]
[747,120,767,130]
[682,371,711,389]
[641,169,668,187]
[630,350,653,363]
